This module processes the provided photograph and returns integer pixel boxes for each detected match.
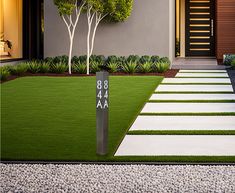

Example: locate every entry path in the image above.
[115,70,235,157]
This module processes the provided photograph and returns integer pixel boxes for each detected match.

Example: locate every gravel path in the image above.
[1,164,235,193]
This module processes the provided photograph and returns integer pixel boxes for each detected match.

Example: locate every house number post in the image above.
[96,71,109,155]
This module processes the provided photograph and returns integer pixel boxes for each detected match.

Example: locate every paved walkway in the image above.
[115,70,235,156]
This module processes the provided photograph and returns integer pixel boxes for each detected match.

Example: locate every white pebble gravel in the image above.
[1,164,235,193]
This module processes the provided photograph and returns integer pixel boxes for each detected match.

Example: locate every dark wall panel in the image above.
[216,0,235,61]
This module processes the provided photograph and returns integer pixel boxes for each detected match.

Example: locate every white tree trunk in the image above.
[61,1,85,74]
[86,12,108,74]
[86,21,91,75]
[86,6,95,75]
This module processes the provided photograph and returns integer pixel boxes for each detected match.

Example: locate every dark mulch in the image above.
[0,69,179,84]
[227,68,235,93]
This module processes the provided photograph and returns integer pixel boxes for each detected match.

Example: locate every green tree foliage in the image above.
[110,0,134,22]
[53,0,76,16]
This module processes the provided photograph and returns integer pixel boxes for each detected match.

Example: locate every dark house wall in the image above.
[216,0,235,62]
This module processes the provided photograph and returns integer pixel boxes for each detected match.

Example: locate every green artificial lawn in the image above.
[1,76,162,161]
[127,130,235,135]
[1,76,235,163]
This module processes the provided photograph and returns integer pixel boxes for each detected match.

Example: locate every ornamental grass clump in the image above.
[50,62,68,74]
[0,67,10,81]
[139,61,152,73]
[121,61,138,74]
[27,61,40,73]
[9,63,28,76]
[139,55,151,64]
[106,62,119,73]
[154,61,170,73]
[126,55,140,63]
[231,59,235,69]
[90,61,101,74]
[151,55,160,63]
[72,62,87,74]
[39,62,50,73]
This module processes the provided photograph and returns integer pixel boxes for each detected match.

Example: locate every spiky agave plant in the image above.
[139,61,152,73]
[121,61,138,74]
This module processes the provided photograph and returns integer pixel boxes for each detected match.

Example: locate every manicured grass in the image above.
[1,76,162,161]
[140,113,235,116]
[127,130,235,135]
[161,83,231,85]
[148,100,235,103]
[111,156,235,163]
[154,92,234,94]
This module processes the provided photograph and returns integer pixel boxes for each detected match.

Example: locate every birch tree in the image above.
[85,0,115,74]
[54,0,85,74]
[85,0,133,74]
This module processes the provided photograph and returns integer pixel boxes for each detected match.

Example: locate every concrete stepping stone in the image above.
[156,85,234,92]
[129,116,235,131]
[180,70,227,73]
[162,78,231,84]
[141,103,235,113]
[115,135,235,156]
[176,73,229,77]
[150,94,235,101]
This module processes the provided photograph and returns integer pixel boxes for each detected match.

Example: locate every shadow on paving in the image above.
[227,68,235,92]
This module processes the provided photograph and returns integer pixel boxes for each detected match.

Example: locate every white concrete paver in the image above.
[176,73,229,77]
[156,85,233,92]
[150,93,235,101]
[141,103,235,113]
[162,78,231,84]
[179,70,227,73]
[115,135,235,156]
[115,70,235,157]
[129,116,235,131]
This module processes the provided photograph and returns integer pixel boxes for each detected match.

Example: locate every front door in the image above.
[185,0,215,57]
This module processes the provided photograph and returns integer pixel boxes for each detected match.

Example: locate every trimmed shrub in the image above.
[139,55,151,64]
[9,63,28,75]
[154,61,170,73]
[39,62,50,73]
[90,61,101,73]
[121,61,138,74]
[50,62,68,73]
[71,56,80,64]
[90,55,105,65]
[78,55,87,63]
[72,62,87,74]
[231,59,235,69]
[224,54,235,65]
[0,67,10,81]
[44,57,54,65]
[126,55,140,63]
[107,62,119,73]
[53,55,68,64]
[27,61,40,73]
[139,62,152,73]
[159,57,171,65]
[151,55,160,63]
[106,55,119,64]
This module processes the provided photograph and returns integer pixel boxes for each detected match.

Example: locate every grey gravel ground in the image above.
[1,164,235,193]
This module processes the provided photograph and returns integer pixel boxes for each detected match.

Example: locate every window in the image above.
[0,0,23,61]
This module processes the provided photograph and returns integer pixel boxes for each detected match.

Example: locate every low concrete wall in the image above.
[44,0,171,58]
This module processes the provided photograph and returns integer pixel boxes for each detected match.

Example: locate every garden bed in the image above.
[0,55,176,83]
[0,69,178,83]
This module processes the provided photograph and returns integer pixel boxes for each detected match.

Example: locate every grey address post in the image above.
[96,71,109,155]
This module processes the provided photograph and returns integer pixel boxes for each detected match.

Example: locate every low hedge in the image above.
[0,55,171,81]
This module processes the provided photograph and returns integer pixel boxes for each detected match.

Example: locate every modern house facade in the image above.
[1,0,235,64]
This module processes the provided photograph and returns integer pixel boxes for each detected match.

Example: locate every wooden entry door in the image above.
[185,0,215,57]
